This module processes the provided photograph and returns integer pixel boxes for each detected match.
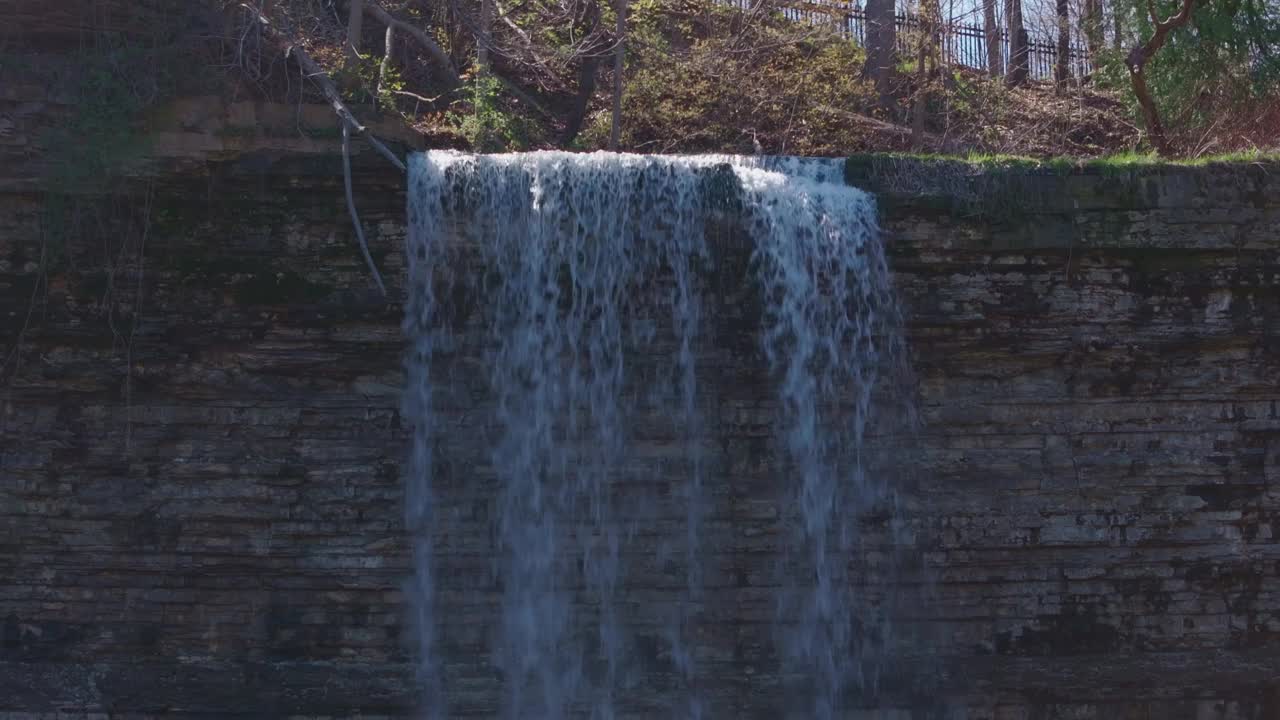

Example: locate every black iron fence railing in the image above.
[726,1,1093,81]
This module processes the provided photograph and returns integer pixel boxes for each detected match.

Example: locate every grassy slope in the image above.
[202,1,1280,161]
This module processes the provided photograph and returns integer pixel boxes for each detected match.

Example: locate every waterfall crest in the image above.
[404,150,910,719]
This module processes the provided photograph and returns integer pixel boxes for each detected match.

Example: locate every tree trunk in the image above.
[1126,0,1197,156]
[363,2,462,89]
[910,38,927,149]
[983,0,1003,77]
[1082,0,1103,64]
[911,0,938,149]
[1005,0,1028,87]
[610,0,626,150]
[1128,58,1168,153]
[928,0,944,82]
[477,0,491,69]
[560,0,602,146]
[1113,3,1123,51]
[1054,0,1070,91]
[561,58,599,146]
[377,25,394,108]
[346,0,364,65]
[861,0,896,110]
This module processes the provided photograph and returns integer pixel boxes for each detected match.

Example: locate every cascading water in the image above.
[403,151,911,719]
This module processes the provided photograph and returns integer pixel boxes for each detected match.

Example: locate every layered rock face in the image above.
[869,162,1280,719]
[2,125,1279,720]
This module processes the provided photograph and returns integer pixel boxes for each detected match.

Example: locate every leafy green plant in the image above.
[333,50,409,113]
[376,61,408,110]
[447,71,530,152]
[1096,0,1280,151]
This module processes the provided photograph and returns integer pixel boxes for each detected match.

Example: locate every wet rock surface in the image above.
[2,142,1280,718]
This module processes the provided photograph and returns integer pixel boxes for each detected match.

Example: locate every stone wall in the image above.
[2,147,1279,719]
[1,138,417,715]
[872,160,1280,719]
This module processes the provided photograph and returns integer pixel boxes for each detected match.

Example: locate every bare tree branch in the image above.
[492,0,563,89]
[493,0,536,52]
[238,2,400,293]
[343,123,388,297]
[239,3,407,173]
[394,89,445,104]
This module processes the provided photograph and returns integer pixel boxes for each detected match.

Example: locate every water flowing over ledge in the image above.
[403,151,914,719]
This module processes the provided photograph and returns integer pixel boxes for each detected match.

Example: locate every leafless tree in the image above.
[862,0,897,110]
[610,0,626,150]
[1054,0,1069,90]
[1081,0,1103,64]
[1005,0,1028,86]
[559,0,609,145]
[984,0,1004,76]
[477,0,492,68]
[912,0,942,147]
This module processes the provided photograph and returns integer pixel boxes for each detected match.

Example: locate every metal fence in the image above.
[754,2,1093,81]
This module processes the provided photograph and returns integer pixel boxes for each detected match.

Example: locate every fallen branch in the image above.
[364,1,462,89]
[343,123,388,297]
[494,72,555,119]
[241,2,398,294]
[394,89,446,104]
[816,105,945,145]
[241,3,406,173]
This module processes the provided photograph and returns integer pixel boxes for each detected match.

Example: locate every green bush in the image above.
[1096,0,1280,143]
[448,71,532,152]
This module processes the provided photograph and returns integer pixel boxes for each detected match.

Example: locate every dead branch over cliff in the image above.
[238,2,406,172]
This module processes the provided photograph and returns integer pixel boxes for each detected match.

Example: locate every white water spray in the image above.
[404,150,907,718]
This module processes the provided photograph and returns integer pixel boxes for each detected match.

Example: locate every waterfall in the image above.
[403,151,910,719]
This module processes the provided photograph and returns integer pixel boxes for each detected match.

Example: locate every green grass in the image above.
[846,148,1280,175]
[843,146,1280,223]
[1073,149,1279,169]
[1164,149,1280,165]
